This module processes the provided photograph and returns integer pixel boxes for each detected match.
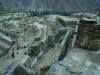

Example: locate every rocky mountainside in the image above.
[0,0,100,12]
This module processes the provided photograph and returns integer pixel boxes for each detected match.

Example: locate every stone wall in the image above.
[0,36,12,57]
[76,19,100,50]
[6,56,30,75]
[41,37,48,52]
[0,45,6,52]
[40,65,51,75]
[0,28,19,46]
[0,28,17,38]
[58,30,71,60]
[55,29,67,44]
[56,17,66,27]
[29,36,48,56]
[56,16,78,27]
[23,57,31,68]
[30,45,40,56]
[0,36,12,47]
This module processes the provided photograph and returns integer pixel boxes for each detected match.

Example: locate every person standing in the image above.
[12,52,14,58]
[16,46,18,51]
[16,46,19,54]
[24,52,27,55]
[24,45,26,50]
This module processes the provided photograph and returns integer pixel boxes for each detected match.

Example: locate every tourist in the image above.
[16,46,20,54]
[12,52,14,58]
[24,45,26,48]
[24,52,27,55]
[17,46,18,51]
[24,45,27,50]
[13,48,14,51]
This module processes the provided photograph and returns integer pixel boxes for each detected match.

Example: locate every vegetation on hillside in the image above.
[28,11,73,17]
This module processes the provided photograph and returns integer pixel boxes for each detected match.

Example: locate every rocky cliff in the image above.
[0,0,100,12]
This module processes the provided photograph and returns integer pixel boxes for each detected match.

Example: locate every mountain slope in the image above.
[0,0,100,12]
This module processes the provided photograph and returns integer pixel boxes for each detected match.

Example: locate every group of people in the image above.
[12,45,27,58]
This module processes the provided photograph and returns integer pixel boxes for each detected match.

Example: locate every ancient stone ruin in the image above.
[0,12,100,75]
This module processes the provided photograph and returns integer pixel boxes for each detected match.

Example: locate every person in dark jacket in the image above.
[12,52,14,58]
